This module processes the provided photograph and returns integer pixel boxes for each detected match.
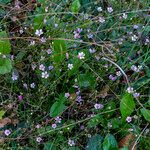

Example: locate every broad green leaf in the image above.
[52,40,67,63]
[120,93,135,120]
[86,134,103,150]
[0,58,12,74]
[44,142,57,150]
[50,100,66,117]
[0,110,5,119]
[71,0,81,13]
[0,31,11,54]
[78,73,96,89]
[140,108,150,122]
[102,134,118,150]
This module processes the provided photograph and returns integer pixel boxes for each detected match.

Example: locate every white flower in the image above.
[30,40,35,46]
[36,137,42,143]
[68,64,73,70]
[47,49,52,54]
[89,48,96,53]
[30,83,35,88]
[52,123,57,129]
[12,73,18,81]
[41,71,49,78]
[126,116,132,123]
[35,29,43,36]
[131,35,138,41]
[68,139,75,147]
[65,93,70,98]
[122,13,127,19]
[78,52,85,59]
[107,7,113,13]
[97,7,102,12]
[99,17,105,23]
[39,64,45,71]
[127,87,134,93]
[55,117,62,123]
[133,92,140,98]
[116,71,122,76]
[40,37,46,43]
[94,103,104,109]
[4,129,11,136]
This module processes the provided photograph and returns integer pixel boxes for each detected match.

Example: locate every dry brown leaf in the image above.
[0,118,11,128]
[118,134,136,150]
[96,85,109,98]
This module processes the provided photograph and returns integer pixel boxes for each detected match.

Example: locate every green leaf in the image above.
[71,0,81,13]
[78,73,96,89]
[52,40,67,63]
[120,93,135,120]
[68,147,80,150]
[140,108,150,122]
[102,134,118,150]
[0,110,5,119]
[44,142,57,150]
[0,31,11,54]
[50,100,66,117]
[0,58,12,74]
[86,134,103,150]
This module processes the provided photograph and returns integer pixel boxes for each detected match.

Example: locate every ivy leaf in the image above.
[71,0,81,13]
[86,134,103,150]
[0,58,12,74]
[120,93,135,120]
[102,134,118,150]
[140,108,150,122]
[0,110,5,119]
[0,31,11,54]
[50,100,66,117]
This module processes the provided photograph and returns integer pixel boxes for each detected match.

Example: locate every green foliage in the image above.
[52,40,67,63]
[0,31,11,54]
[140,108,150,122]
[102,134,118,150]
[86,134,103,150]
[50,95,67,117]
[120,93,135,120]
[44,142,57,150]
[70,0,81,13]
[0,58,12,74]
[0,110,5,119]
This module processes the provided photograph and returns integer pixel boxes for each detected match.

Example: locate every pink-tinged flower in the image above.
[40,37,46,43]
[4,129,11,136]
[68,64,73,70]
[41,71,49,78]
[46,49,52,54]
[74,33,80,39]
[39,64,45,71]
[126,116,132,123]
[55,116,62,123]
[78,52,85,59]
[18,95,23,101]
[94,103,104,110]
[36,137,42,143]
[127,87,134,93]
[133,92,140,98]
[99,17,105,23]
[52,123,57,129]
[107,7,113,13]
[65,93,70,98]
[109,75,117,81]
[30,40,35,46]
[89,48,96,53]
[66,53,69,59]
[36,124,41,129]
[68,139,75,146]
